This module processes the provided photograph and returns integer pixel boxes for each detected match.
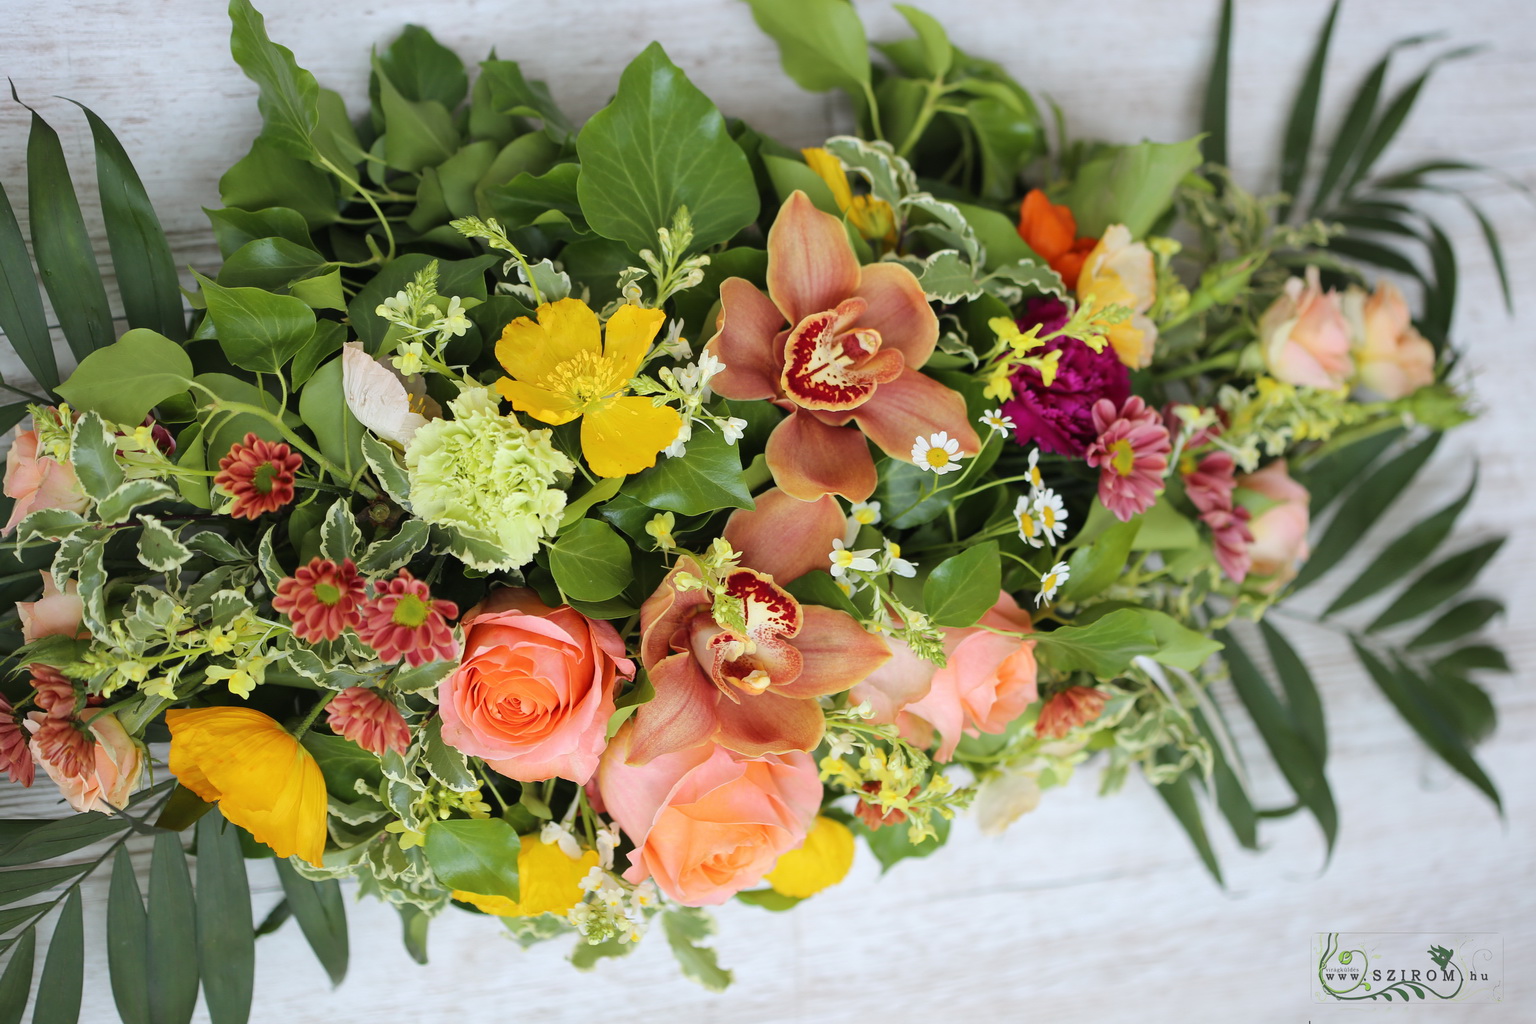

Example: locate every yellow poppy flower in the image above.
[801,147,896,243]
[165,707,327,867]
[493,298,682,478]
[452,834,600,918]
[765,815,855,899]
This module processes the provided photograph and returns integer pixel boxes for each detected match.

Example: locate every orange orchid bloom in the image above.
[1017,189,1098,290]
[705,191,981,503]
[627,488,889,763]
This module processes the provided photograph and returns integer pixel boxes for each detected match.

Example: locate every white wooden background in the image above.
[1,1,1532,1021]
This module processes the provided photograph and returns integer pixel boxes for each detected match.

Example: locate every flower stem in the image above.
[291,691,337,739]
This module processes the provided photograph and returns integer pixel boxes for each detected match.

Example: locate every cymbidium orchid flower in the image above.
[705,191,980,502]
[627,488,888,763]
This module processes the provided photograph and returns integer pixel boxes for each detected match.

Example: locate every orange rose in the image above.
[3,427,89,535]
[439,588,633,785]
[595,723,821,906]
[850,591,1038,761]
[25,709,142,814]
[1237,459,1311,592]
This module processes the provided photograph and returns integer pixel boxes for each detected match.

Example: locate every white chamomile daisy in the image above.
[1032,487,1068,543]
[828,538,879,578]
[1036,561,1071,607]
[1026,448,1044,492]
[882,538,917,578]
[980,408,1016,437]
[912,431,965,475]
[1014,495,1044,549]
[849,500,882,526]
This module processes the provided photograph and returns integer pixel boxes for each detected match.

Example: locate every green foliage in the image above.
[921,542,1000,627]
[625,430,754,516]
[274,860,349,987]
[741,0,870,98]
[194,814,255,1024]
[1032,609,1158,677]
[422,819,521,903]
[662,907,733,991]
[550,519,634,602]
[576,43,759,254]
[56,330,194,426]
[1061,139,1203,238]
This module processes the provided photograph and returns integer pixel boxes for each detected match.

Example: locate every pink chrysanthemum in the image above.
[214,432,302,520]
[29,663,77,716]
[1202,505,1255,583]
[1035,686,1109,739]
[0,696,34,787]
[1183,450,1238,516]
[326,687,410,756]
[1084,397,1171,522]
[273,558,366,643]
[357,569,459,667]
[27,713,93,780]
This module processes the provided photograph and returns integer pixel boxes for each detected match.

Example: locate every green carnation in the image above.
[404,387,573,570]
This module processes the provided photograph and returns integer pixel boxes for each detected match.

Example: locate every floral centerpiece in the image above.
[0,0,1513,1016]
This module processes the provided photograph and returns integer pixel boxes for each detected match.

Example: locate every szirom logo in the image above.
[1313,932,1502,1003]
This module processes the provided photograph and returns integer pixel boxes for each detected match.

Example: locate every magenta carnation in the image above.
[999,298,1132,456]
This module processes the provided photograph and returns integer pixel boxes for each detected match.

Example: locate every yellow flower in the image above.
[494,298,682,478]
[801,147,896,243]
[165,708,327,867]
[1076,225,1159,369]
[452,834,600,918]
[764,816,855,899]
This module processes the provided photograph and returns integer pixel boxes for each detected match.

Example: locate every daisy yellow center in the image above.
[1110,438,1137,477]
[1029,468,1042,487]
[1041,506,1057,530]
[542,349,625,406]
[924,447,951,470]
[1042,573,1058,591]
[391,593,430,629]
[1019,514,1038,537]
[312,582,342,607]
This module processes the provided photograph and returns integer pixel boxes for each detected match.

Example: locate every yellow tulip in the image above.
[765,815,855,899]
[166,707,327,867]
[493,298,682,478]
[452,834,600,917]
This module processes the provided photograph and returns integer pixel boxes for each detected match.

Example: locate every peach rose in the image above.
[25,709,142,814]
[1258,268,1354,390]
[1342,282,1436,399]
[850,591,1038,761]
[439,588,633,785]
[1077,224,1159,368]
[1237,459,1311,591]
[17,572,87,643]
[595,723,821,906]
[4,427,90,535]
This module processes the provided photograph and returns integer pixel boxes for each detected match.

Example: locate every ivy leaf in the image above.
[195,271,316,374]
[227,0,321,163]
[424,818,521,902]
[741,0,871,98]
[549,519,633,603]
[1031,609,1158,677]
[576,42,759,254]
[661,907,733,992]
[626,429,753,517]
[58,329,194,428]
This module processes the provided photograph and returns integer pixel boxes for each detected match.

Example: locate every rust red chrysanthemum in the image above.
[0,695,33,787]
[1035,686,1109,739]
[29,663,77,716]
[357,569,458,667]
[28,713,94,780]
[273,558,366,643]
[214,432,302,520]
[326,687,410,756]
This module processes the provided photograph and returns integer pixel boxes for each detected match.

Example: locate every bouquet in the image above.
[0,0,1515,1016]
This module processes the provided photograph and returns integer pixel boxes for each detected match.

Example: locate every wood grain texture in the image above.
[1,1,1533,1021]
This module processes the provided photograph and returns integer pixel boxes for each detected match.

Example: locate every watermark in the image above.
[1313,932,1502,1003]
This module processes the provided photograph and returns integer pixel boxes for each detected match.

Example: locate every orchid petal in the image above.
[626,653,720,765]
[764,410,878,503]
[852,262,939,369]
[777,606,890,699]
[766,190,861,326]
[852,369,981,461]
[705,279,786,401]
[713,689,825,756]
[722,488,846,584]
